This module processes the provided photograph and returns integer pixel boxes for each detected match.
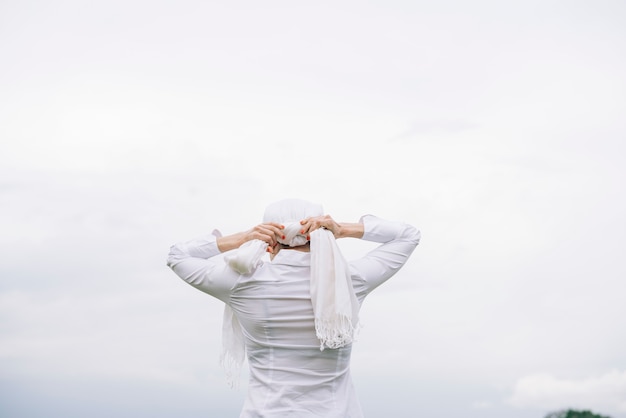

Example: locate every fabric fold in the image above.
[310,228,359,350]
[219,199,360,385]
[224,239,268,275]
[220,304,245,388]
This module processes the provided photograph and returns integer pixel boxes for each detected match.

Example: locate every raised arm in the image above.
[299,213,420,297]
[349,215,421,298]
[216,222,285,252]
[166,222,284,301]
[299,215,365,239]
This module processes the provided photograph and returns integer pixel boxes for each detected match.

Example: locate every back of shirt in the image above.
[232,250,363,418]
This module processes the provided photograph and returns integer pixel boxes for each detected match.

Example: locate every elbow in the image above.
[404,225,421,246]
[413,228,421,246]
[166,244,183,268]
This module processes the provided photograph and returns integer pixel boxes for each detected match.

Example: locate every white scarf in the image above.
[310,227,359,350]
[220,199,359,386]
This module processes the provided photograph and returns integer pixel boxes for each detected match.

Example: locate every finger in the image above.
[266,223,289,243]
[299,218,315,235]
[256,223,283,235]
[266,223,286,241]
[299,217,323,236]
[252,227,278,246]
[302,215,337,238]
[257,226,283,242]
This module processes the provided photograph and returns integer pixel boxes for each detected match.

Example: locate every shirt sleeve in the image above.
[349,214,421,300]
[166,229,240,303]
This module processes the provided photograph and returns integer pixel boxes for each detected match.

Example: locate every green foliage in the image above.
[544,409,612,418]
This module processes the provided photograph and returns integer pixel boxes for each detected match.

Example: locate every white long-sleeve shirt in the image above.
[167,215,420,418]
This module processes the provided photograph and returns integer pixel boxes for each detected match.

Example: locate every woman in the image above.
[167,199,420,418]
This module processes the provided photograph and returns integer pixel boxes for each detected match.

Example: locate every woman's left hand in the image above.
[299,215,342,238]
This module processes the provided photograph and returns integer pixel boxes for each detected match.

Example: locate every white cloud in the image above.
[508,371,626,416]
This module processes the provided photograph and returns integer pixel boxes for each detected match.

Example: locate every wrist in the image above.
[337,222,364,239]
[217,232,246,252]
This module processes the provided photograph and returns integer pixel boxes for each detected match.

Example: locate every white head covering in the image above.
[220,199,360,386]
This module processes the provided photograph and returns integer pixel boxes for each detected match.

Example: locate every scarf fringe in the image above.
[220,305,245,389]
[220,349,242,389]
[315,315,358,351]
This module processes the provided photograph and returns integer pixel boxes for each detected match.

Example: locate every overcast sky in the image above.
[1,1,625,417]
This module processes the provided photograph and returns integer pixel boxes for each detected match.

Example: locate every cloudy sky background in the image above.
[1,0,625,417]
